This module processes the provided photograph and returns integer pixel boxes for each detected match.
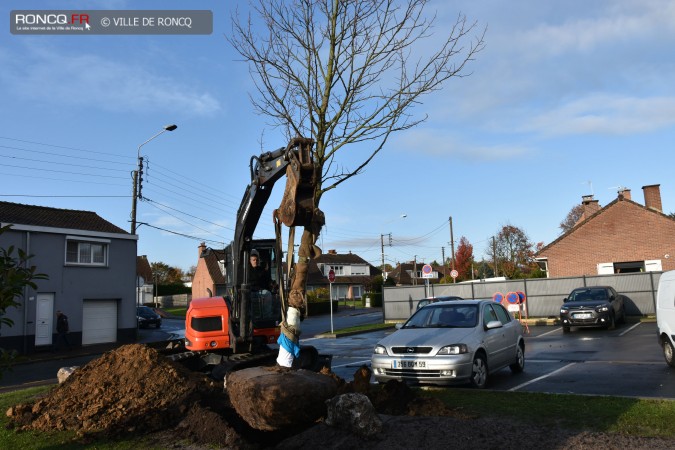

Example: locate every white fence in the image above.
[383,272,662,322]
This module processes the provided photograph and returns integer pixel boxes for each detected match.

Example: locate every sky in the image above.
[2,0,675,273]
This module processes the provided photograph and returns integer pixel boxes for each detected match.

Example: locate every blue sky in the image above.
[2,0,675,272]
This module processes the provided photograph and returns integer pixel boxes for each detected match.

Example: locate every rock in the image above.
[226,366,338,431]
[57,366,79,384]
[325,393,382,437]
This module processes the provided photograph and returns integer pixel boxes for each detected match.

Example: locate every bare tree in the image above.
[559,204,585,234]
[230,0,484,307]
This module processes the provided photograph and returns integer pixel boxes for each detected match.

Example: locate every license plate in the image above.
[394,360,425,369]
[573,313,592,319]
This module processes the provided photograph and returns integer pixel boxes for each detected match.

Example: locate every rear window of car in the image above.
[570,288,608,301]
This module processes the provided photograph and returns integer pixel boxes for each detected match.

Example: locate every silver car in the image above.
[371,299,525,388]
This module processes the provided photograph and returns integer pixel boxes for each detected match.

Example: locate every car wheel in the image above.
[470,353,488,389]
[562,326,570,333]
[607,314,616,330]
[664,339,675,368]
[510,344,525,374]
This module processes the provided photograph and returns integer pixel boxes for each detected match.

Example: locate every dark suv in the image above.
[137,306,162,329]
[560,286,626,332]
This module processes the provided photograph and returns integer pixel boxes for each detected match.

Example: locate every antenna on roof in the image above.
[582,180,593,196]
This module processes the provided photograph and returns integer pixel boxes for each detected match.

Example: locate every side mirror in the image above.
[485,320,503,330]
[563,297,569,303]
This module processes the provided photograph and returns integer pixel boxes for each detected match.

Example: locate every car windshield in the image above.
[569,288,608,302]
[404,304,478,328]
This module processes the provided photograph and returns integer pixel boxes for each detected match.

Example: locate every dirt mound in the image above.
[7,344,219,436]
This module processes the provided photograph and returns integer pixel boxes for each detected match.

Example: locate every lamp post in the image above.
[130,124,177,234]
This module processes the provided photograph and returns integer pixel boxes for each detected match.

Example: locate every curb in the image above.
[315,324,397,339]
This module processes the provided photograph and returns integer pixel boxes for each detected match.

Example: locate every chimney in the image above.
[642,184,662,212]
[582,195,600,218]
[328,249,337,255]
[198,242,206,257]
[617,188,631,201]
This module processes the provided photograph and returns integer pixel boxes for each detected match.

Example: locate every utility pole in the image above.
[493,236,498,277]
[413,255,417,286]
[131,124,177,234]
[441,246,446,279]
[449,216,455,272]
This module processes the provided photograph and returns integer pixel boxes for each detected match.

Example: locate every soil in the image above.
[6,344,675,449]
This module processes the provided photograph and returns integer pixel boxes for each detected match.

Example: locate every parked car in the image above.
[656,270,675,367]
[371,299,525,388]
[137,306,162,329]
[416,296,463,310]
[559,286,626,333]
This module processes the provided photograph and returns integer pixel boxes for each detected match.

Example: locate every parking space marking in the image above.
[532,327,562,338]
[508,362,576,391]
[618,322,641,337]
[332,359,371,369]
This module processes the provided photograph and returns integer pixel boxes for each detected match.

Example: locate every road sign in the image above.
[328,269,335,283]
[450,269,458,279]
[422,264,433,279]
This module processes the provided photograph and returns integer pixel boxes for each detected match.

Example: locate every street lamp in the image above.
[130,124,177,234]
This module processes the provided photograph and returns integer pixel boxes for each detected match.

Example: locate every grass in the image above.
[2,382,675,447]
[420,388,675,437]
[161,306,187,318]
[323,321,395,336]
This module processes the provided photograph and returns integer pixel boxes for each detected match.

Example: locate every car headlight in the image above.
[374,344,388,355]
[437,344,468,355]
[596,305,609,312]
[560,307,568,314]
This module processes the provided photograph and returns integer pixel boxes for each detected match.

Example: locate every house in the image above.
[387,261,444,285]
[306,250,381,299]
[192,242,227,299]
[0,201,137,354]
[136,255,154,305]
[536,184,675,277]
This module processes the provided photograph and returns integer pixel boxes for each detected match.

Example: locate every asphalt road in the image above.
[3,309,674,400]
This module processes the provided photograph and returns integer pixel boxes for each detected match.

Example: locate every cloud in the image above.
[0,43,221,116]
[522,95,675,136]
[392,129,531,161]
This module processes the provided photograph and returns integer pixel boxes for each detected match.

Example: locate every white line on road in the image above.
[508,362,576,392]
[619,322,641,337]
[532,327,562,338]
[332,359,371,368]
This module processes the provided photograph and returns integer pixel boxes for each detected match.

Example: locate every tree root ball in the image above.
[227,366,338,431]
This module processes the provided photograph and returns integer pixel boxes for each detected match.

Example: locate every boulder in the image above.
[226,366,338,431]
[57,366,79,384]
[325,393,382,437]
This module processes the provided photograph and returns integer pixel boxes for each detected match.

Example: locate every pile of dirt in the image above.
[7,344,222,437]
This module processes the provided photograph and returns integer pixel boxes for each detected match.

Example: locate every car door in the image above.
[481,303,509,370]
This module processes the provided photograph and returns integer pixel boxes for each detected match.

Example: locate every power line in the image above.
[143,197,235,232]
[137,221,225,245]
[0,143,130,166]
[0,153,128,172]
[0,136,132,159]
[0,194,129,198]
[0,171,127,186]
[1,162,127,179]
[143,200,230,241]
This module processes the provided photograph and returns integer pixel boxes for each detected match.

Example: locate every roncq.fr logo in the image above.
[14,13,90,26]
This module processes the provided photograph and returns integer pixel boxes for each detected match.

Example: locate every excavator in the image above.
[177,137,327,374]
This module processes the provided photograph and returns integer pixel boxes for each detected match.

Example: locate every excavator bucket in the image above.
[277,138,324,232]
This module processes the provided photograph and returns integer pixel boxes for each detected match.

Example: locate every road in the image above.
[3,310,675,400]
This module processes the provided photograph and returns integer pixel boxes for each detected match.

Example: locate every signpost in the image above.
[328,269,335,333]
[450,269,458,282]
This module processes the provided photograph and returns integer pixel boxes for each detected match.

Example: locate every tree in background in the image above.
[454,236,474,281]
[150,262,185,285]
[0,225,47,378]
[230,0,484,309]
[559,204,585,234]
[487,224,538,279]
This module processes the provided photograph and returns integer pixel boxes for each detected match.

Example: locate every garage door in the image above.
[82,300,118,345]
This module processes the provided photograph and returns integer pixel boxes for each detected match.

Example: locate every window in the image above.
[65,238,108,266]
[329,265,344,275]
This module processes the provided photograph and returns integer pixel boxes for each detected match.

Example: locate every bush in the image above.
[307,287,330,303]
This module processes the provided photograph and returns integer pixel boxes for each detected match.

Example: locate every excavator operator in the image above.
[249,249,274,319]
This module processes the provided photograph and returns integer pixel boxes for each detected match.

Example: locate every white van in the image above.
[656,270,675,367]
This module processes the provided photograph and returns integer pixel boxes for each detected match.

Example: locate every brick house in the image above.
[536,184,675,277]
[192,242,227,299]
[307,250,381,300]
[387,261,445,285]
[0,201,137,354]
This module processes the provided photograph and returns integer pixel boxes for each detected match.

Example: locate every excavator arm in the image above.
[229,137,323,353]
